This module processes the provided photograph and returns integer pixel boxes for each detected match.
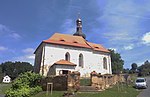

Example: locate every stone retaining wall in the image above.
[41,71,80,91]
[41,71,130,92]
[90,71,131,90]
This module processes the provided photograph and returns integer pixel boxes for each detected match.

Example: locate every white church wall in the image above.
[41,43,111,77]
[55,65,76,75]
[34,43,44,73]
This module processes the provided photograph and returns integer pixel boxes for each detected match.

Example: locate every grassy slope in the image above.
[0,83,11,94]
[80,78,91,86]
[77,84,140,97]
[31,91,65,97]
[32,84,141,97]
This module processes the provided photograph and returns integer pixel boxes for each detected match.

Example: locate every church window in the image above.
[79,53,84,67]
[65,52,70,61]
[103,57,107,69]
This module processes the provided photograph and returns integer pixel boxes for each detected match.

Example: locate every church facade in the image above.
[34,18,112,77]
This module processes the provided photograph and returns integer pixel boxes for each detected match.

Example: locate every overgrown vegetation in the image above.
[109,49,124,74]
[80,78,91,86]
[138,60,150,76]
[5,72,42,97]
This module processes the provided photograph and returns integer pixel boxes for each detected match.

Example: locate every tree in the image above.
[108,49,124,74]
[138,60,150,76]
[123,68,130,74]
[131,63,137,73]
[0,61,33,79]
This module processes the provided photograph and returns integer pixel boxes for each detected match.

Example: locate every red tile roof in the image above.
[43,33,109,53]
[54,59,76,66]
[43,33,91,48]
[87,42,110,53]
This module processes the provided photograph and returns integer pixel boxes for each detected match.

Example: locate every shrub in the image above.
[5,72,42,97]
[30,86,42,95]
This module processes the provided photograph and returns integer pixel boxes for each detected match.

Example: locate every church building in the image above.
[34,17,112,77]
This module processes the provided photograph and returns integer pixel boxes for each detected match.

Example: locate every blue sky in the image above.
[0,0,150,68]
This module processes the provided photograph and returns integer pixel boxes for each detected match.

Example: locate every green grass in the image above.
[0,83,12,94]
[77,84,141,97]
[31,91,65,97]
[80,78,91,86]
[32,83,141,97]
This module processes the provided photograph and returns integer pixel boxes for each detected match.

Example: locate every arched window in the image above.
[79,53,83,67]
[103,57,107,69]
[65,52,70,61]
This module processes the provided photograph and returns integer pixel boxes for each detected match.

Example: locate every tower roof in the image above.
[73,17,86,39]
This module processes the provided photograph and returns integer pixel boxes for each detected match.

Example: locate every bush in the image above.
[6,87,30,97]
[30,86,42,95]
[5,72,42,97]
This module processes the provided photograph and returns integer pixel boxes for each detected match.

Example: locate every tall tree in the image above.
[131,63,137,73]
[138,60,150,76]
[109,49,124,74]
[0,61,33,79]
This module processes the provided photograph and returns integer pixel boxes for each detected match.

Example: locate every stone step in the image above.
[79,86,99,92]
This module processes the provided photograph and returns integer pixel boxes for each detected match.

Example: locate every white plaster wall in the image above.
[34,43,44,74]
[55,65,76,75]
[42,43,112,77]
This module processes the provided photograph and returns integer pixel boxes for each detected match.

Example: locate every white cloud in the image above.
[27,55,35,59]
[61,19,75,34]
[0,24,21,39]
[0,46,7,51]
[14,55,35,65]
[22,48,35,61]
[142,32,150,45]
[103,32,136,41]
[22,48,34,53]
[109,48,117,51]
[13,48,35,64]
[10,33,21,39]
[0,24,9,32]
[123,44,134,50]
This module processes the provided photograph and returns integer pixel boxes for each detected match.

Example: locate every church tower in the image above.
[73,17,86,39]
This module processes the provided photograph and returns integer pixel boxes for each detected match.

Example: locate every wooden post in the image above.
[47,82,53,95]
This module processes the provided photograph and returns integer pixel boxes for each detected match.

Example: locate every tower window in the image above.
[79,53,84,68]
[65,52,70,61]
